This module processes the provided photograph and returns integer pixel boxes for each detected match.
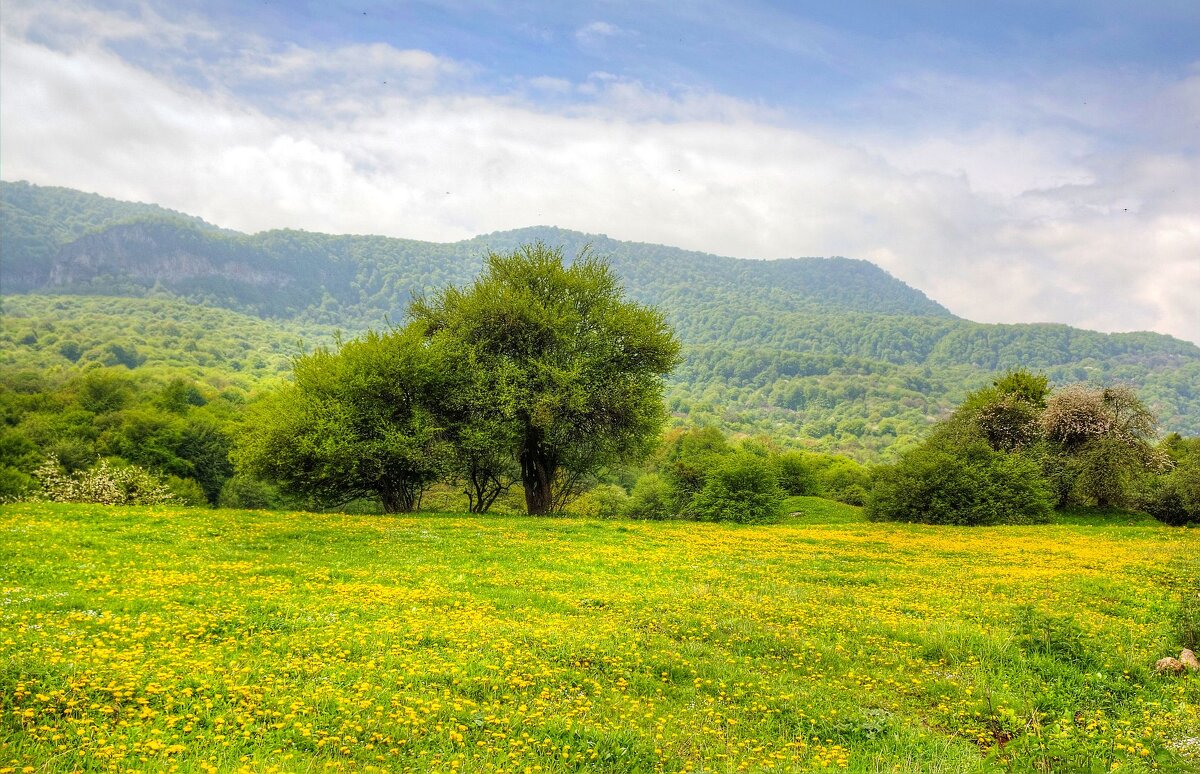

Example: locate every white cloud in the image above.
[576,20,621,43]
[1,0,219,49]
[1,4,1197,344]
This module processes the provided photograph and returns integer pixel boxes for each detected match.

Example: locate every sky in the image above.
[2,1,1198,343]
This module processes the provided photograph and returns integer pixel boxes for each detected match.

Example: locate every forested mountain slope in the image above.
[3,180,1198,456]
[1,181,949,321]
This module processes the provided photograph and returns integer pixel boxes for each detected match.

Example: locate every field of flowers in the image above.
[2,500,1198,772]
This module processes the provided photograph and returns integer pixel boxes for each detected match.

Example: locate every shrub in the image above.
[626,473,674,519]
[0,466,34,503]
[1141,459,1200,526]
[833,483,868,507]
[46,438,96,473]
[569,483,629,519]
[166,476,209,507]
[57,340,84,362]
[218,473,286,510]
[663,428,729,511]
[774,451,819,496]
[690,452,783,523]
[31,456,177,506]
[817,458,871,505]
[867,442,1052,526]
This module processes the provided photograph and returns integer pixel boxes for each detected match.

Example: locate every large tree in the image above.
[412,242,681,515]
[234,326,451,513]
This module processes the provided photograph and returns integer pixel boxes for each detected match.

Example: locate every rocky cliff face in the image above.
[46,222,294,289]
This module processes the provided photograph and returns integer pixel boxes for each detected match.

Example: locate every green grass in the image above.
[780,496,866,525]
[1050,506,1163,527]
[1,501,1198,773]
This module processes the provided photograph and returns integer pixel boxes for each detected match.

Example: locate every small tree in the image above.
[960,370,1049,452]
[626,473,674,519]
[412,243,681,515]
[662,427,731,512]
[1041,384,1167,507]
[690,452,784,523]
[774,451,820,496]
[569,483,630,519]
[218,473,286,511]
[930,370,1048,454]
[234,326,451,513]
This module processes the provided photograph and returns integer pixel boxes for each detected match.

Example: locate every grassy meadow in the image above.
[2,500,1198,773]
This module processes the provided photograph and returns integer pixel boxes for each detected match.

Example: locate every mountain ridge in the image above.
[1,179,951,320]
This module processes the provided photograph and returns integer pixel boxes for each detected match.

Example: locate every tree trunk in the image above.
[380,486,417,513]
[520,429,556,515]
[466,471,506,514]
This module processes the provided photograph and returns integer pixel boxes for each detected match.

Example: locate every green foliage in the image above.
[217,473,286,511]
[1071,436,1142,508]
[434,343,520,513]
[951,369,1049,452]
[0,365,240,505]
[662,427,731,511]
[626,473,674,520]
[1012,606,1093,667]
[1138,439,1200,526]
[157,377,207,412]
[4,186,1200,521]
[234,327,452,513]
[659,429,864,519]
[165,475,209,507]
[867,440,1053,525]
[569,483,630,519]
[0,465,34,502]
[992,369,1051,406]
[30,456,177,505]
[870,374,1190,526]
[689,452,784,523]
[812,456,871,506]
[412,243,681,514]
[773,451,820,496]
[1041,384,1167,508]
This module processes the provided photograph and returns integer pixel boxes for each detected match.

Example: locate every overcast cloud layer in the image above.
[2,1,1198,343]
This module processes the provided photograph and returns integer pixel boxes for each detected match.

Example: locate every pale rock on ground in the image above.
[1156,657,1185,675]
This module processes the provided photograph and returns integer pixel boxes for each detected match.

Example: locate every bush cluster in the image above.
[562,428,872,523]
[1136,436,1200,526]
[31,456,177,506]
[867,441,1052,525]
[867,371,1190,526]
[558,429,847,522]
